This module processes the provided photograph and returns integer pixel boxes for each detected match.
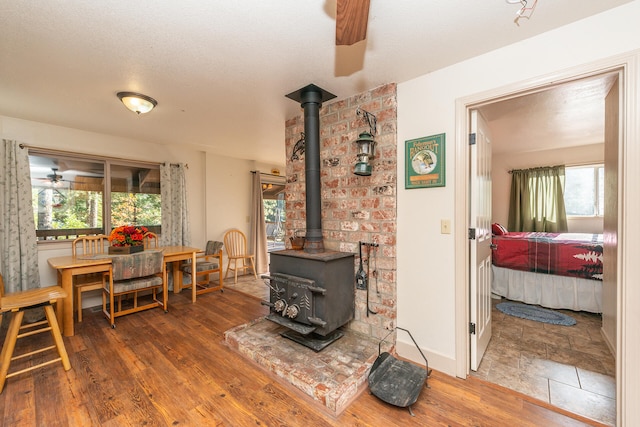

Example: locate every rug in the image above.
[496,302,576,326]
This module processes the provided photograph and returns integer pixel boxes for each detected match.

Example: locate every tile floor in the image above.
[471,298,616,426]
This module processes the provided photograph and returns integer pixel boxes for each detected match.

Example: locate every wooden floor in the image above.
[0,288,607,426]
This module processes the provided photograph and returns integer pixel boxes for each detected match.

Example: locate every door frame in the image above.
[453,54,636,421]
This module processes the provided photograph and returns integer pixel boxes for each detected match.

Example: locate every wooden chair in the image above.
[102,250,167,328]
[72,234,109,322]
[143,231,158,249]
[223,229,257,284]
[181,241,224,298]
[0,274,71,392]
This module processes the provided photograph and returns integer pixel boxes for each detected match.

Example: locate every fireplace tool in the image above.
[368,327,431,417]
[356,241,367,290]
[363,241,379,316]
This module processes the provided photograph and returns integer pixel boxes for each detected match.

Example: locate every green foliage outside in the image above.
[111,192,161,227]
[32,188,161,234]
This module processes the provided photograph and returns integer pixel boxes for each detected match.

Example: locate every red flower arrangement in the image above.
[108,225,149,247]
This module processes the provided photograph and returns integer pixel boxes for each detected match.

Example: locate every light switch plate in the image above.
[441,219,451,234]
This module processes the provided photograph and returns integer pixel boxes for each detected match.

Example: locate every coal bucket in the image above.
[368,327,431,416]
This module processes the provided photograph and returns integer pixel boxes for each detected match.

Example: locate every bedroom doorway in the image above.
[462,67,621,424]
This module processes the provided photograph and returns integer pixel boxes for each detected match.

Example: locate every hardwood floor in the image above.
[0,287,607,426]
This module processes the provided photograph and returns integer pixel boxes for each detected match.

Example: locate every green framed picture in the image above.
[405,133,446,189]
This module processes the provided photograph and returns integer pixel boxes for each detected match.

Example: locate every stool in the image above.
[0,275,71,392]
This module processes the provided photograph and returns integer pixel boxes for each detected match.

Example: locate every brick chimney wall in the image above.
[284,83,397,340]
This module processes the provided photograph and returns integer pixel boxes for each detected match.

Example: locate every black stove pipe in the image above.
[286,84,336,254]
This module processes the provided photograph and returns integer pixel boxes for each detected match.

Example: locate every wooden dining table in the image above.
[47,245,201,336]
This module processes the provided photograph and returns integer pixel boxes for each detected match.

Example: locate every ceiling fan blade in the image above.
[336,0,370,46]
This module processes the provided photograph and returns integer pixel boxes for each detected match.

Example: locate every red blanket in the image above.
[492,232,603,280]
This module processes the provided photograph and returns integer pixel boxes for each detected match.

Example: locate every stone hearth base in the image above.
[224,317,380,416]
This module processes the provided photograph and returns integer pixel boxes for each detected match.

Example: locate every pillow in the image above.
[492,223,508,235]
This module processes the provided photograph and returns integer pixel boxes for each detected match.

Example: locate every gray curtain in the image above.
[251,172,268,274]
[159,163,191,247]
[0,140,41,292]
[507,165,568,232]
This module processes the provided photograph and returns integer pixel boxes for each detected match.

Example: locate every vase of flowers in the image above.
[108,225,148,254]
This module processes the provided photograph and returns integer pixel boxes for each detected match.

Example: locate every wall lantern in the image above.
[353,131,376,176]
[353,107,378,176]
[117,91,158,114]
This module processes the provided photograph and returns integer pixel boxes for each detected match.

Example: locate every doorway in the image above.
[460,68,621,425]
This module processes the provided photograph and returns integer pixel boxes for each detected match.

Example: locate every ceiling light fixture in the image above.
[117,91,158,114]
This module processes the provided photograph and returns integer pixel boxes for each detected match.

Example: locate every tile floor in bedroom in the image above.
[471,297,616,426]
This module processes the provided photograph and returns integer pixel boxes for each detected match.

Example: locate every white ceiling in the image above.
[0,1,632,164]
[478,72,618,155]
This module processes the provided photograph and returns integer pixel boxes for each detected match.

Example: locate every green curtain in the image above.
[507,165,568,232]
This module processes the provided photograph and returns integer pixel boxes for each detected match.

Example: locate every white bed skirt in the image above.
[491,265,602,313]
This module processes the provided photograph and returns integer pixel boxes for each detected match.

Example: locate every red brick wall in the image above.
[284,83,397,339]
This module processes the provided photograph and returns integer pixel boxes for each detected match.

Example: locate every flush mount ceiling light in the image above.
[117,91,158,114]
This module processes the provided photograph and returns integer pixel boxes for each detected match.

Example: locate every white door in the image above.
[469,109,493,371]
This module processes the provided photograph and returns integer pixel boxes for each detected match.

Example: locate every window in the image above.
[29,151,161,241]
[262,180,286,251]
[564,164,604,217]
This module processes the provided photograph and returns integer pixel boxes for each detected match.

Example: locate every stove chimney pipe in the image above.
[286,84,336,253]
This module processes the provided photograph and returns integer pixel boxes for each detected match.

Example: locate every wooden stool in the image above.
[0,275,71,392]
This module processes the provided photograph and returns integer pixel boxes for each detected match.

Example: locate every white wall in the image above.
[397,2,640,424]
[492,143,605,233]
[203,154,284,270]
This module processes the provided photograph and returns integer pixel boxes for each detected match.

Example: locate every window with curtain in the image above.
[507,165,568,232]
[29,151,161,241]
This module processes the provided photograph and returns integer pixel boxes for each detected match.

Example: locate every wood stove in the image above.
[260,84,355,351]
[262,250,355,351]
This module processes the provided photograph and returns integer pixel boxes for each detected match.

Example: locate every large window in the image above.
[29,151,161,241]
[564,164,604,217]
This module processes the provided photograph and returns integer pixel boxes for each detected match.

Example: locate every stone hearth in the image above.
[224,317,382,416]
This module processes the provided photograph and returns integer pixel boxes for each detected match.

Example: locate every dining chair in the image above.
[72,234,109,322]
[143,231,158,249]
[223,229,257,284]
[101,249,167,328]
[0,274,71,392]
[181,240,224,298]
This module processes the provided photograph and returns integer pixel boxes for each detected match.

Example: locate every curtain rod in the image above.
[508,165,564,174]
[251,170,283,178]
[20,143,187,168]
[163,162,189,169]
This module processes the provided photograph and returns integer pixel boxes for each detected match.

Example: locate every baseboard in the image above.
[601,326,616,359]
[395,340,457,377]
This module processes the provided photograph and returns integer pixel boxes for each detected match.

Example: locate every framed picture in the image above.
[405,133,446,189]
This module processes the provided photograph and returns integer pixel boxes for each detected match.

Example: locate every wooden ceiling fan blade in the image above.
[336,0,370,46]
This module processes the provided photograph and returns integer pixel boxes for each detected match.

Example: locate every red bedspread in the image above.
[492,232,603,280]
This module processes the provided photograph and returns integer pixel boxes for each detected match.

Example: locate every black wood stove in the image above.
[260,84,355,351]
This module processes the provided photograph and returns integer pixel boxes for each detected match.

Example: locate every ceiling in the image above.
[0,1,632,165]
[478,71,618,155]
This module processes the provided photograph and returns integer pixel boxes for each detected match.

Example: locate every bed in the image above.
[491,229,603,313]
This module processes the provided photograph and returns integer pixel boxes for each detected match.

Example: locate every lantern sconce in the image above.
[353,108,377,176]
